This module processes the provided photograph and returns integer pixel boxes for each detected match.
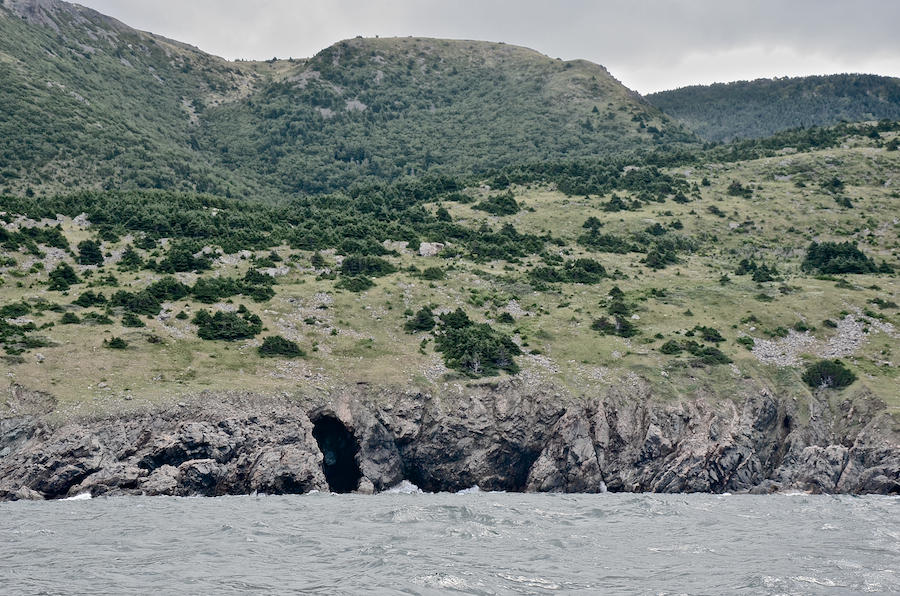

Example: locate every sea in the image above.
[2,485,899,595]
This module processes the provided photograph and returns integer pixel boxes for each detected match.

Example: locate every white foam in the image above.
[456,485,480,494]
[64,493,92,501]
[385,480,423,494]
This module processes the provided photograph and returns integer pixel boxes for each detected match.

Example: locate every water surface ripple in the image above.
[2,492,899,595]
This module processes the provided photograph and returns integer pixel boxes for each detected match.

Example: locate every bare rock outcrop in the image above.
[2,378,900,500]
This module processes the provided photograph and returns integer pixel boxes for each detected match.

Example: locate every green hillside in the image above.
[0,0,271,198]
[2,121,900,419]
[198,37,695,195]
[647,74,900,143]
[0,1,693,200]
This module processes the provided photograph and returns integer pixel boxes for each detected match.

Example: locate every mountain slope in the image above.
[0,1,695,199]
[199,37,695,194]
[0,0,273,198]
[647,74,900,143]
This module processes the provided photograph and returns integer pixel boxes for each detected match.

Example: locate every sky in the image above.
[75,0,900,94]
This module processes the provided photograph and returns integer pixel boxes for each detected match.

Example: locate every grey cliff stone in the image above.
[1,377,900,500]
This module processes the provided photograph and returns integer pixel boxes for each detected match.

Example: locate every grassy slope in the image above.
[2,129,899,426]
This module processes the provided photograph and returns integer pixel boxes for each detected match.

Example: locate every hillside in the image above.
[0,0,270,198]
[198,37,694,195]
[1,122,899,423]
[647,74,900,143]
[0,0,693,199]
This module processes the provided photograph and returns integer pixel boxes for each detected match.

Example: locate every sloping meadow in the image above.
[1,121,900,416]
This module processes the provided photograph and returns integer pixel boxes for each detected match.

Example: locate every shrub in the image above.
[110,290,161,316]
[192,309,262,341]
[600,194,630,212]
[643,245,678,270]
[258,335,306,358]
[693,325,725,343]
[801,241,889,275]
[60,312,81,325]
[751,265,775,283]
[336,276,375,292]
[153,245,212,273]
[591,316,638,338]
[76,239,104,266]
[404,306,436,333]
[121,313,146,328]
[472,191,519,216]
[72,291,106,308]
[578,232,636,254]
[118,245,143,271]
[497,312,515,325]
[563,258,607,283]
[736,336,755,350]
[691,346,732,365]
[340,255,397,277]
[420,267,446,281]
[802,359,857,389]
[104,337,128,349]
[48,263,80,291]
[0,302,31,318]
[727,180,752,198]
[659,340,682,354]
[82,312,114,325]
[434,315,522,377]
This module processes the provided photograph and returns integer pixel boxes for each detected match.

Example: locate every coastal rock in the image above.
[525,406,604,492]
[177,459,228,496]
[68,463,146,497]
[2,379,900,500]
[0,416,37,460]
[139,465,179,496]
[247,446,328,495]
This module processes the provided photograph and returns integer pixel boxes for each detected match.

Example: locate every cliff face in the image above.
[1,379,899,501]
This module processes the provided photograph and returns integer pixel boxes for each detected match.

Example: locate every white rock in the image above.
[419,242,445,257]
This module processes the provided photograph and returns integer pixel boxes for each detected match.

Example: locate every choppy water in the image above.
[2,488,900,595]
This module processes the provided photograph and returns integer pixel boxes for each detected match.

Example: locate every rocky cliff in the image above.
[2,379,899,500]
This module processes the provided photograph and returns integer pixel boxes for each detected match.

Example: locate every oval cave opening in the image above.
[312,416,362,493]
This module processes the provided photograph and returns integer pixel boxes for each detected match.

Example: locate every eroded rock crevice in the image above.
[311,415,362,493]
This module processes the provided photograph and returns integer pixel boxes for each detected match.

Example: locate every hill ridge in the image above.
[648,73,900,142]
[0,0,694,199]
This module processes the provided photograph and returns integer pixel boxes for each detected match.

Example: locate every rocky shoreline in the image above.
[2,378,900,501]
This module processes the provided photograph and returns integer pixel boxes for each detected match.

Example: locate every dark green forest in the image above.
[647,74,900,142]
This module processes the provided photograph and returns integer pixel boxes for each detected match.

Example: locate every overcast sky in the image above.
[75,0,900,94]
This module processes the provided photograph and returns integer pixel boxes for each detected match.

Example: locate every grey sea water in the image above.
[2,489,899,595]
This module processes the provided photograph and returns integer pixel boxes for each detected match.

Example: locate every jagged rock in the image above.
[792,445,850,492]
[2,379,900,500]
[356,477,375,495]
[0,416,37,460]
[526,407,603,492]
[68,463,146,497]
[418,242,445,257]
[139,465,179,496]
[10,486,45,501]
[248,446,327,495]
[177,459,227,496]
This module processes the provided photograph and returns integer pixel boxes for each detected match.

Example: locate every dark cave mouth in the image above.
[312,416,362,493]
